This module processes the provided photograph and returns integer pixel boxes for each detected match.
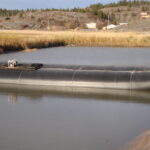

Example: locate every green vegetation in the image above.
[0,9,20,17]
[101,0,150,8]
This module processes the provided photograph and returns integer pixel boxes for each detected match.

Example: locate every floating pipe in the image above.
[0,63,150,90]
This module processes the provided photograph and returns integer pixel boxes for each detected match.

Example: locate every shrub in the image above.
[117,8,121,12]
[31,15,35,19]
[22,24,29,29]
[142,6,149,11]
[5,17,10,20]
[19,12,24,18]
[65,21,76,29]
[132,12,137,17]
[97,11,108,20]
[96,20,107,29]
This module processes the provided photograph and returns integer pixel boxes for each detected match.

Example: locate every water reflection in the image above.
[1,84,150,104]
[0,85,150,150]
[8,94,18,104]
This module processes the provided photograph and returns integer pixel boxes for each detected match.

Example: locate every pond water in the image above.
[0,47,150,150]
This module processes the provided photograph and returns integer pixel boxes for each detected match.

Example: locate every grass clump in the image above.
[0,30,149,53]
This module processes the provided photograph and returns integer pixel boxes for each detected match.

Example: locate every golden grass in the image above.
[0,30,149,53]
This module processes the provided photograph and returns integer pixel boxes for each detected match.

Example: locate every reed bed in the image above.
[0,30,149,53]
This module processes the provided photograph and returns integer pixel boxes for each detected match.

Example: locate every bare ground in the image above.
[123,130,150,150]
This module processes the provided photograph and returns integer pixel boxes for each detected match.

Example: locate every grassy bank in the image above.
[0,30,149,53]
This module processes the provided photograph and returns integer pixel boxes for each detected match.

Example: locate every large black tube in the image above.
[0,63,150,90]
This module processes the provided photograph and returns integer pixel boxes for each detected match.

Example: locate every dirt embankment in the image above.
[123,130,150,150]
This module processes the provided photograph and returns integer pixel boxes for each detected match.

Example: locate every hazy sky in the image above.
[0,0,119,9]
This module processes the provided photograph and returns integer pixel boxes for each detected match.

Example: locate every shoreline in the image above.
[0,30,149,53]
[122,130,150,150]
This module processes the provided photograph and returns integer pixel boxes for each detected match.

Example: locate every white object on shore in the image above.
[119,23,128,26]
[106,24,117,29]
[86,22,96,29]
[8,59,18,68]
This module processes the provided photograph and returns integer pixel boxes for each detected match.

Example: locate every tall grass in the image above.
[0,30,149,53]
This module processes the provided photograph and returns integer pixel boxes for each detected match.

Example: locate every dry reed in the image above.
[0,30,149,53]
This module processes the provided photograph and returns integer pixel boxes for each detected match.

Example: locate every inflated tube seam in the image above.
[18,71,23,84]
[130,71,134,90]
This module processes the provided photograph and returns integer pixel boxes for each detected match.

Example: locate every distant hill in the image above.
[100,4,150,31]
[0,11,97,30]
[0,0,149,31]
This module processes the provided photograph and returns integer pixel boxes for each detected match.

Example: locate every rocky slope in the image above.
[0,11,97,30]
[101,5,150,31]
[0,2,149,31]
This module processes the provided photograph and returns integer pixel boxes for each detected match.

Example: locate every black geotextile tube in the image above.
[0,63,150,90]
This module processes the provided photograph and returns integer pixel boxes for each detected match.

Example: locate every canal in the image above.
[0,47,150,150]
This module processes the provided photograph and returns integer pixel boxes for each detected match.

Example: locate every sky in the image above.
[0,0,119,9]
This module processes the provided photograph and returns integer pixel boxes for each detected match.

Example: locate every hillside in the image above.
[0,11,97,30]
[101,5,150,31]
[0,0,149,31]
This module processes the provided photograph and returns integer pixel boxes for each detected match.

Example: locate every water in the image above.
[1,47,150,66]
[0,47,150,150]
